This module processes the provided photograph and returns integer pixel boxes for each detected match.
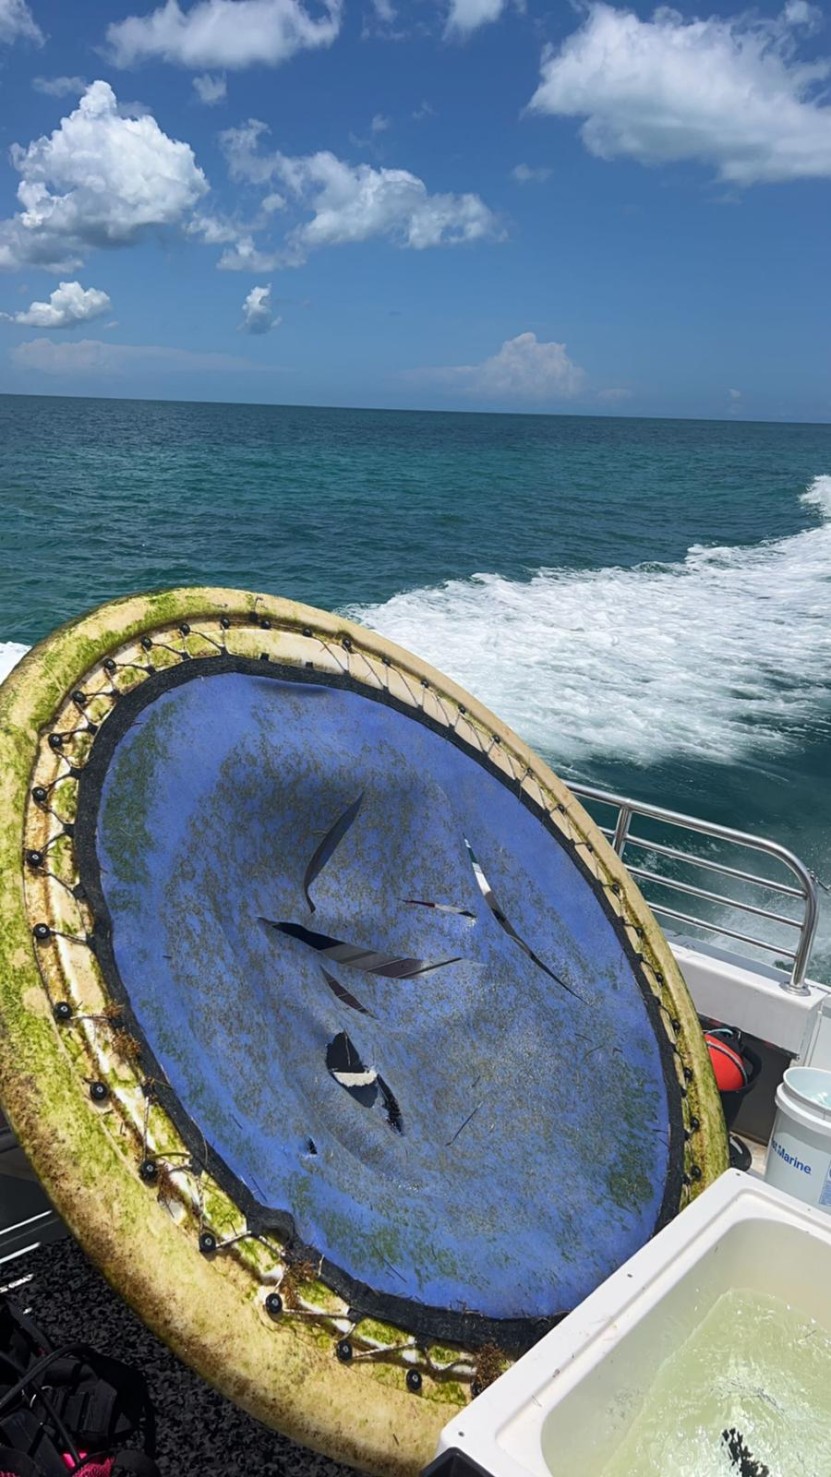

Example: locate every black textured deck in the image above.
[14,1237,359,1477]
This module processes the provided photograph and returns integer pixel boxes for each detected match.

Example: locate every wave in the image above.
[2,479,829,774]
[349,476,831,768]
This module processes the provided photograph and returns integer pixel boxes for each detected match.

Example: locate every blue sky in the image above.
[0,0,829,417]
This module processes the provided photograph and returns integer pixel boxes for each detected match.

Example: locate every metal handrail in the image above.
[569,782,819,995]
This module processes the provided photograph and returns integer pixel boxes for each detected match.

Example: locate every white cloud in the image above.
[218,122,500,267]
[445,0,506,38]
[240,282,280,332]
[32,75,86,97]
[106,0,341,70]
[528,2,831,186]
[1,81,208,271]
[0,0,42,45]
[2,280,111,328]
[729,387,742,400]
[511,162,551,183]
[12,337,269,374]
[415,331,586,402]
[371,112,390,134]
[192,72,227,103]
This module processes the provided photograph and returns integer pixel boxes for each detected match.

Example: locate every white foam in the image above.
[349,476,831,769]
[0,643,29,684]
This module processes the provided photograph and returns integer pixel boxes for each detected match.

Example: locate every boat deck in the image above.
[2,1234,354,1477]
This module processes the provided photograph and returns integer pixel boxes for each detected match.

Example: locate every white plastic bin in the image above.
[432,1172,831,1477]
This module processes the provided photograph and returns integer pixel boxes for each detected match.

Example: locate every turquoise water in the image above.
[2,393,830,976]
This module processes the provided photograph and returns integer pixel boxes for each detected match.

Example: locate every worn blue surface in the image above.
[97,670,672,1320]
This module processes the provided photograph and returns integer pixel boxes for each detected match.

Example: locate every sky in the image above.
[0,0,829,418]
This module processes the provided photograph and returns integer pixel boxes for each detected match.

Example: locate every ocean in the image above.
[1,393,829,980]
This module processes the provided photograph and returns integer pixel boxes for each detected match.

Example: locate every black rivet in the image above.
[220,617,231,630]
[672,1018,680,1031]
[26,850,44,868]
[265,1292,283,1319]
[259,652,270,662]
[260,618,271,630]
[139,1159,158,1183]
[302,627,313,638]
[690,1164,702,1181]
[53,1001,72,1023]
[342,636,353,652]
[104,658,117,674]
[86,722,99,736]
[63,823,74,838]
[458,704,466,714]
[493,735,501,745]
[199,1231,217,1255]
[33,923,51,941]
[179,623,191,637]
[32,786,48,804]
[72,691,88,708]
[48,733,63,750]
[420,678,429,688]
[305,660,314,669]
[689,1116,700,1132]
[656,972,665,985]
[684,1066,694,1082]
[89,1081,108,1103]
[471,1379,483,1398]
[381,655,390,666]
[141,637,153,651]
[406,1369,422,1393]
[336,1339,353,1362]
[611,881,621,895]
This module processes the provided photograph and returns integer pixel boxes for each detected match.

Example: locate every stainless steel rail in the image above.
[569,782,820,995]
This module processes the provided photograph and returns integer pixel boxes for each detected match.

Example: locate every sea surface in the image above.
[1,394,829,979]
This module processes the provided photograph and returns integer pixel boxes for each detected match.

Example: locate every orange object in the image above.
[705,1032,749,1093]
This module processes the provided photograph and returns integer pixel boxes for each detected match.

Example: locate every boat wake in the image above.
[349,476,831,769]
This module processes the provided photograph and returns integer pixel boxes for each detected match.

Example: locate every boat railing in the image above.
[569,782,820,996]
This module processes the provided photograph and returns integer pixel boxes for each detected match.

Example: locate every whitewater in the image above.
[350,476,831,771]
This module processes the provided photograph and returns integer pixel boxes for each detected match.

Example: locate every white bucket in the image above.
[765,1066,831,1212]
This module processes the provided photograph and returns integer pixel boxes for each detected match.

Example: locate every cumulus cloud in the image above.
[511,162,551,183]
[445,0,506,38]
[12,337,268,375]
[528,2,831,186]
[192,72,227,103]
[32,75,87,97]
[2,280,112,328]
[106,0,341,70]
[240,282,280,332]
[0,81,208,271]
[0,0,42,45]
[415,331,586,402]
[218,121,500,267]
